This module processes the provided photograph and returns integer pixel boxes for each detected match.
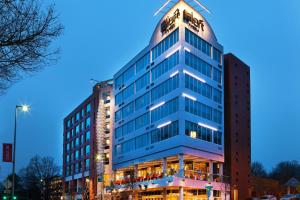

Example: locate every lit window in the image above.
[190,131,197,138]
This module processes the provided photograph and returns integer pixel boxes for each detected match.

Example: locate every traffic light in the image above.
[13,196,17,200]
[2,196,8,200]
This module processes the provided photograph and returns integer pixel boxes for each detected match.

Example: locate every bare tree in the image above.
[0,0,63,94]
[251,161,268,178]
[20,155,60,200]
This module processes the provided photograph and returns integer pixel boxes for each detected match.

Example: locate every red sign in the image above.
[3,143,12,163]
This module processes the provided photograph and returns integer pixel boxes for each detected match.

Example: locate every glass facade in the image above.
[152,51,179,81]
[185,51,211,78]
[185,28,211,56]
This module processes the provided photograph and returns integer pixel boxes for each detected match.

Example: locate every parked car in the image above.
[261,195,277,200]
[280,194,296,200]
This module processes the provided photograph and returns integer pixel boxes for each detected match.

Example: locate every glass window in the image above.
[213,48,222,65]
[115,127,122,139]
[115,75,123,89]
[151,121,179,144]
[151,51,179,81]
[67,131,70,139]
[75,125,80,135]
[75,150,79,159]
[136,133,149,149]
[213,88,222,104]
[152,28,179,60]
[185,51,212,78]
[213,68,222,84]
[86,131,90,142]
[135,112,149,130]
[214,131,222,145]
[66,143,70,151]
[185,28,211,56]
[76,112,80,121]
[76,138,79,147]
[123,65,135,83]
[123,84,134,101]
[213,109,222,124]
[135,72,150,92]
[115,93,122,106]
[115,110,122,122]
[121,139,135,154]
[151,74,179,102]
[151,97,179,123]
[135,92,150,111]
[86,103,91,113]
[67,120,71,128]
[185,121,212,142]
[86,145,90,155]
[122,120,135,136]
[81,135,84,145]
[85,117,90,129]
[122,101,134,119]
[185,74,212,99]
[85,159,90,169]
[136,52,150,73]
[185,98,212,121]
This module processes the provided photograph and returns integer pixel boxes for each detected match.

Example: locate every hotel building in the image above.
[63,80,114,200]
[112,1,228,199]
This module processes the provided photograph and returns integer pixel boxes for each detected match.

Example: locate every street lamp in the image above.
[12,104,30,199]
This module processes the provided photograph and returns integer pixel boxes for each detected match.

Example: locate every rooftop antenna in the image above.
[154,0,211,16]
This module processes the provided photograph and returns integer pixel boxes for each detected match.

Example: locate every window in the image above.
[185,121,212,142]
[214,131,222,145]
[76,112,80,121]
[85,159,90,169]
[185,98,212,120]
[81,109,85,117]
[151,97,179,123]
[76,138,79,147]
[213,109,222,124]
[151,51,179,81]
[115,75,123,89]
[185,28,211,56]
[151,121,179,144]
[67,143,70,151]
[135,112,149,130]
[67,120,71,128]
[85,117,90,129]
[151,74,179,102]
[122,101,134,119]
[115,110,122,122]
[136,52,150,73]
[86,145,90,156]
[136,72,150,92]
[213,68,222,84]
[67,131,70,139]
[121,139,135,154]
[152,28,179,60]
[115,93,122,106]
[123,84,134,101]
[75,150,79,159]
[185,51,212,78]
[86,131,90,142]
[136,133,149,149]
[122,120,135,136]
[115,127,122,139]
[213,88,222,104]
[81,135,84,145]
[86,103,91,113]
[185,74,212,99]
[135,92,150,111]
[123,65,135,83]
[213,48,222,65]
[75,125,80,135]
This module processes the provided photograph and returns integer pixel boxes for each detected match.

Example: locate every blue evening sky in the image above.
[1,0,300,179]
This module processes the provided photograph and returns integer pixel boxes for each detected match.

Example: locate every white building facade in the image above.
[112,1,229,199]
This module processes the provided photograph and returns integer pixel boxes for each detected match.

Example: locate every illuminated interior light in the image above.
[166,46,181,58]
[198,122,218,131]
[190,131,197,138]
[183,70,206,83]
[150,102,165,111]
[157,121,172,129]
[154,0,172,16]
[170,70,179,78]
[184,47,191,52]
[182,93,196,101]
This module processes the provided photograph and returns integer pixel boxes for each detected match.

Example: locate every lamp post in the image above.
[11,105,30,199]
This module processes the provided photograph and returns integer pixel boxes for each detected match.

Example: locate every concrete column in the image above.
[162,158,167,176]
[134,164,138,178]
[179,186,184,200]
[208,161,213,182]
[178,154,184,177]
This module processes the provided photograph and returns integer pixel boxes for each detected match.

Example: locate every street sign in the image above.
[2,144,12,163]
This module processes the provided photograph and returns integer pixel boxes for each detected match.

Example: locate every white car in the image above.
[261,195,277,200]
